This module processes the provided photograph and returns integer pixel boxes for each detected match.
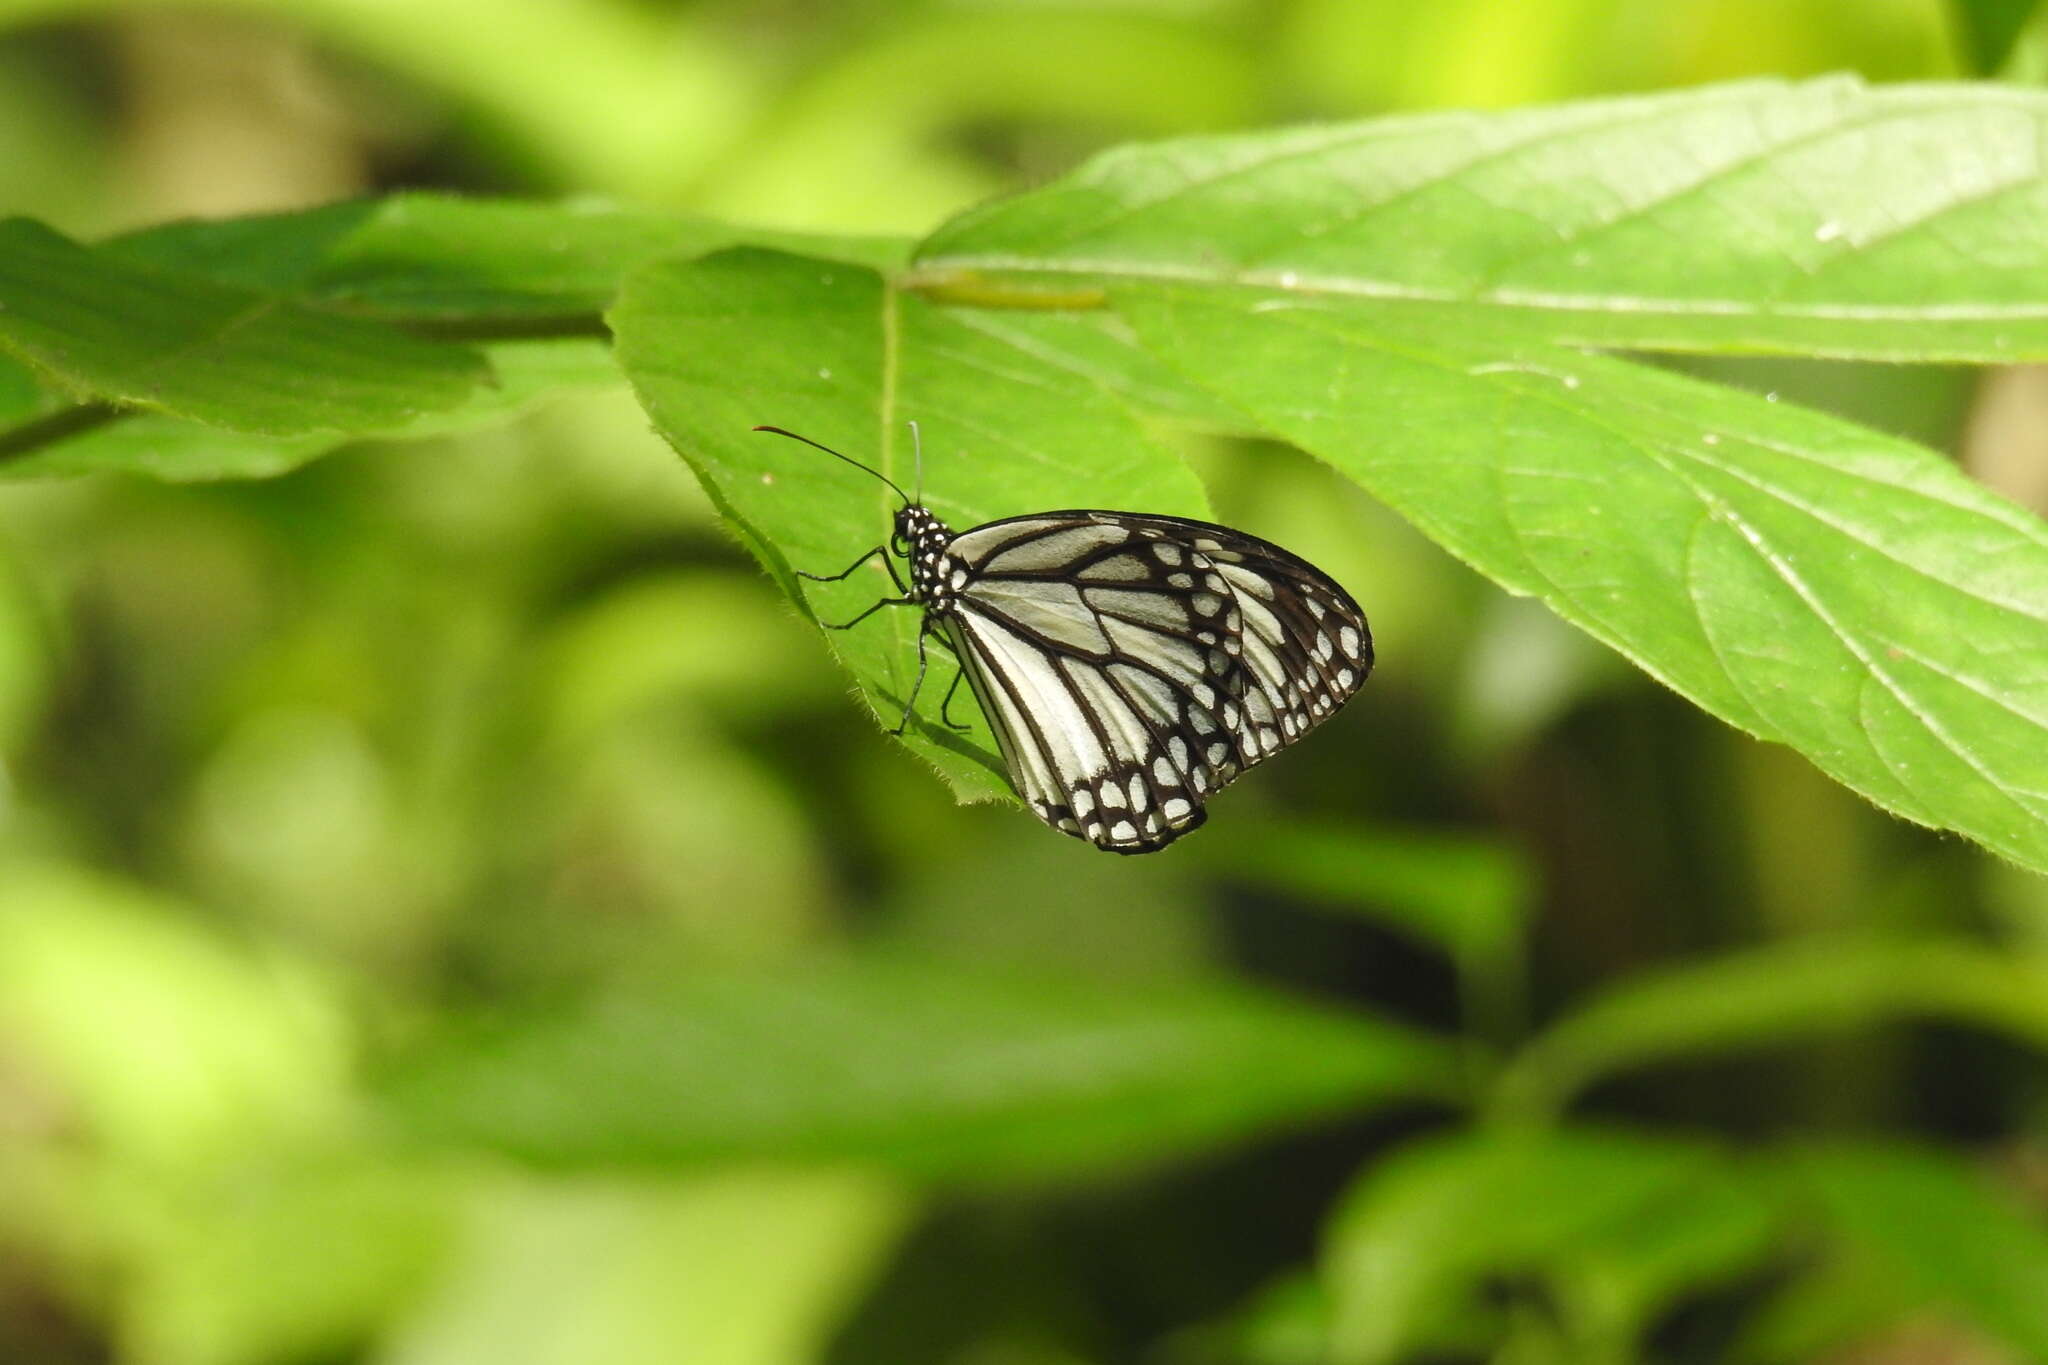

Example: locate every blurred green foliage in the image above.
[0,3,2045,1365]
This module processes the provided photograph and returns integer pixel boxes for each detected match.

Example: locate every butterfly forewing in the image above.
[942,511,1370,854]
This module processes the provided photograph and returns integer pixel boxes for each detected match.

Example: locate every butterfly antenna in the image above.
[909,420,924,506]
[751,426,910,507]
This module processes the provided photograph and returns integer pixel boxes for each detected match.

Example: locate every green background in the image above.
[0,3,2045,1364]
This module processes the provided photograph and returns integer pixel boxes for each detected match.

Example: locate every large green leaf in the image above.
[107,195,909,321]
[0,219,487,434]
[0,200,910,480]
[1117,287,2048,873]
[381,957,1452,1181]
[914,78,2048,362]
[1493,936,2048,1118]
[610,247,1212,799]
[0,338,617,482]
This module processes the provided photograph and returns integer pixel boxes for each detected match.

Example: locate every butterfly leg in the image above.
[937,665,971,731]
[818,597,916,631]
[799,545,907,594]
[887,624,942,736]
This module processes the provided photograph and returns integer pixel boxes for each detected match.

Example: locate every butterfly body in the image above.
[761,426,1371,855]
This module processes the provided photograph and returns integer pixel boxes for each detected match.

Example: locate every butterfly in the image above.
[757,424,1371,854]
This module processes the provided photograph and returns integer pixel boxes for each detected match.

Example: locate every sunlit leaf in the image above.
[382,957,1452,1181]
[1118,287,2048,873]
[917,77,2048,361]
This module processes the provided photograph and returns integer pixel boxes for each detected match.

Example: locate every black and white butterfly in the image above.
[759,424,1371,854]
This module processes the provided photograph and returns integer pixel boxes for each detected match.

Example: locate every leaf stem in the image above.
[0,403,125,466]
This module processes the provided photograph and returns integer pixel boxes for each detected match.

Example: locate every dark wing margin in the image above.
[944,511,1371,854]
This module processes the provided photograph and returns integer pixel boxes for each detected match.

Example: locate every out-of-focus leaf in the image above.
[1118,288,2048,874]
[6,0,758,201]
[539,570,836,741]
[383,1170,910,1365]
[1196,817,1530,963]
[383,957,1453,1181]
[0,541,52,748]
[0,339,616,481]
[917,77,2048,362]
[610,247,1211,802]
[0,862,352,1165]
[0,219,487,434]
[1952,0,2043,73]
[700,10,1258,231]
[1730,1249,1911,1365]
[1167,1272,1333,1365]
[1783,1141,2048,1361]
[1549,1161,1783,1348]
[108,195,910,320]
[116,1157,462,1365]
[1322,1127,1733,1364]
[1494,936,2048,1118]
[526,726,829,962]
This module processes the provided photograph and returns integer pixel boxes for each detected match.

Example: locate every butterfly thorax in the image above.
[896,505,965,614]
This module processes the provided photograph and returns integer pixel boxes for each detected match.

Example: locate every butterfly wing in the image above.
[942,511,1370,854]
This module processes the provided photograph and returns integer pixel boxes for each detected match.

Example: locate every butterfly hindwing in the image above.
[943,511,1370,853]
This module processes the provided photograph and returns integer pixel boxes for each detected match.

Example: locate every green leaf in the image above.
[381,957,1452,1182]
[1493,936,2048,1118]
[1322,1127,1735,1364]
[1784,1141,2048,1361]
[1116,287,2048,874]
[915,77,2048,362]
[1730,1250,1912,1365]
[0,200,906,479]
[609,247,1212,799]
[0,338,616,481]
[0,219,488,434]
[107,195,910,321]
[1195,817,1531,963]
[384,1171,910,1365]
[1546,1165,1782,1351]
